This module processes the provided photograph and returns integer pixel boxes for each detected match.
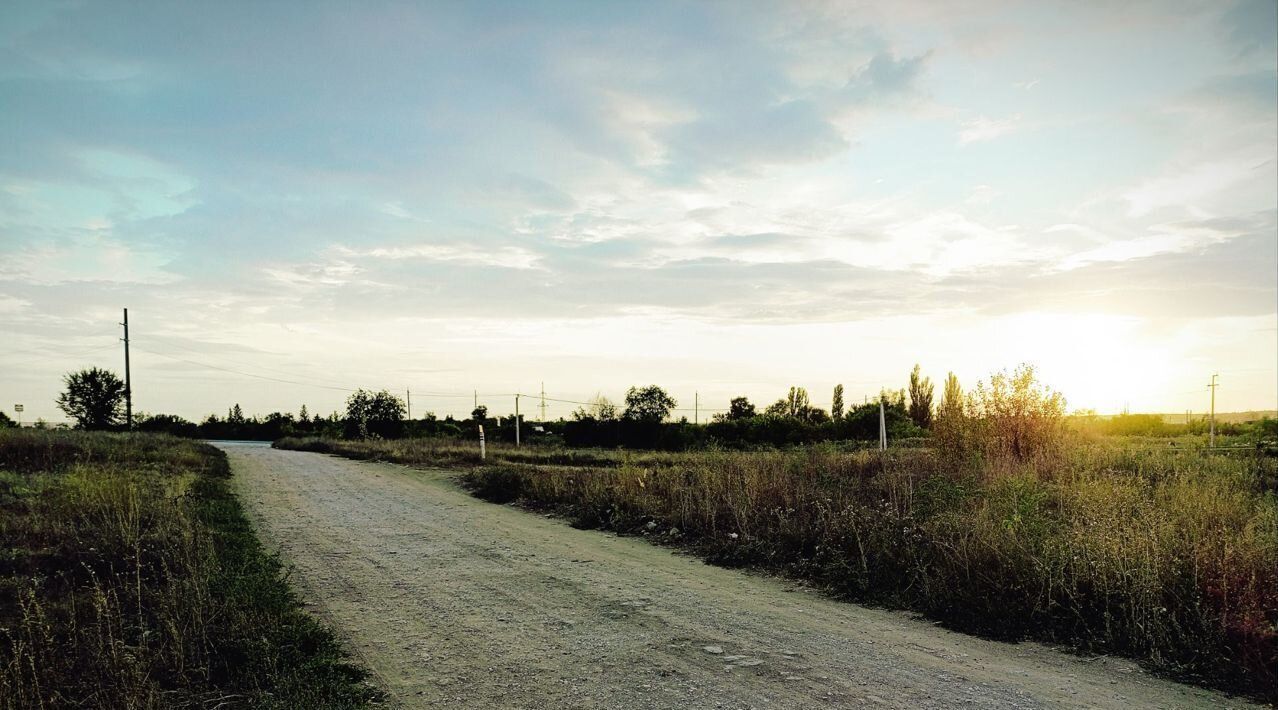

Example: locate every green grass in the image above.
[282,435,1278,702]
[0,429,378,709]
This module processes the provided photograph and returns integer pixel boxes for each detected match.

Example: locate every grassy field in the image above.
[0,430,378,709]
[279,434,1278,702]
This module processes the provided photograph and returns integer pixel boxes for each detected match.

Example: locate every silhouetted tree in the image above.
[0,411,14,428]
[136,412,198,437]
[572,394,619,421]
[345,389,406,439]
[832,384,844,419]
[623,385,676,422]
[727,396,756,420]
[56,367,126,430]
[299,404,309,421]
[471,405,488,420]
[766,387,811,417]
[908,364,934,428]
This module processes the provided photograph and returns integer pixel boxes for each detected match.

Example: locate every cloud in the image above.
[0,294,31,313]
[1123,157,1265,217]
[957,114,1022,145]
[661,99,848,172]
[965,184,1000,205]
[330,243,542,270]
[1220,0,1278,56]
[842,51,931,100]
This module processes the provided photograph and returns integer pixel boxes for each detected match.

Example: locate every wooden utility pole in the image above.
[121,308,132,429]
[406,389,412,420]
[514,394,521,446]
[694,391,699,424]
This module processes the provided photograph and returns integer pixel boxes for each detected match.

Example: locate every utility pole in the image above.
[514,394,521,447]
[474,389,478,412]
[694,391,699,425]
[406,389,412,420]
[1208,373,1219,447]
[121,308,132,430]
[539,382,546,422]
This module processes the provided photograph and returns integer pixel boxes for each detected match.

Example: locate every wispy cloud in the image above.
[957,114,1023,145]
[330,244,543,270]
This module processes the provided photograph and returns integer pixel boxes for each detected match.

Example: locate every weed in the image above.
[0,429,378,709]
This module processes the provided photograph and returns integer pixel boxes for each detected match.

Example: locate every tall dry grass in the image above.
[448,441,1275,700]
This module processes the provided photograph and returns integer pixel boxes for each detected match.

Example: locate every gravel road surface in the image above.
[219,442,1257,709]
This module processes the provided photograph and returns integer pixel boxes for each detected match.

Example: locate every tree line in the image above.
[39,363,1272,456]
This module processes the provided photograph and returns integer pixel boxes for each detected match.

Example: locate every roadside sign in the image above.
[14,404,23,412]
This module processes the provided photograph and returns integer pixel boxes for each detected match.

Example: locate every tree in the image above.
[228,404,245,425]
[966,364,1066,463]
[938,373,963,420]
[471,405,489,420]
[907,364,934,428]
[572,394,618,421]
[136,412,197,437]
[879,387,906,408]
[727,396,756,420]
[764,387,828,423]
[798,405,830,424]
[622,385,676,422]
[787,387,810,416]
[831,384,844,419]
[56,367,126,430]
[0,411,14,428]
[299,404,309,421]
[766,387,811,417]
[345,389,406,439]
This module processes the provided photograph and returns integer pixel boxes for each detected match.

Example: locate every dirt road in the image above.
[220,442,1256,709]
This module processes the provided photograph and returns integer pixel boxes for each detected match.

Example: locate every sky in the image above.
[1,0,1276,424]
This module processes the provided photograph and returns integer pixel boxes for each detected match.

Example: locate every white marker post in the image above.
[878,400,886,452]
[478,424,486,460]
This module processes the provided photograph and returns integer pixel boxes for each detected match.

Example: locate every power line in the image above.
[0,339,120,365]
[132,345,365,392]
[511,392,728,413]
[131,344,484,400]
[139,335,361,389]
